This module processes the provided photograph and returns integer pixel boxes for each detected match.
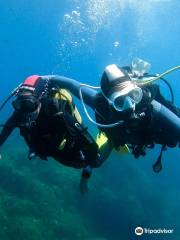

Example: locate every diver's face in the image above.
[13,92,39,113]
[107,87,143,112]
[12,92,41,126]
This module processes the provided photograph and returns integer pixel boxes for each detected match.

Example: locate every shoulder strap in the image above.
[54,89,82,123]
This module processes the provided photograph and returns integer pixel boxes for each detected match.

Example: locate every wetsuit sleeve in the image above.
[155,86,180,117]
[41,75,97,110]
[0,113,18,146]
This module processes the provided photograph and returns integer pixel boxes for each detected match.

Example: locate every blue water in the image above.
[0,0,180,239]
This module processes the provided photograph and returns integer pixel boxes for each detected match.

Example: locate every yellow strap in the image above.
[96,132,130,154]
[73,106,82,124]
[58,138,67,150]
[136,65,180,86]
[96,132,108,148]
[54,89,82,123]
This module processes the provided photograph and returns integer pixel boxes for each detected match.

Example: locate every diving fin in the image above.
[152,145,166,173]
[153,155,163,173]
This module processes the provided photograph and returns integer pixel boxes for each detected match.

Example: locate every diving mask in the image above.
[12,93,41,126]
[107,87,143,111]
[12,94,39,113]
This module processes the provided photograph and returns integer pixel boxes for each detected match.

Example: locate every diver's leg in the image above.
[80,169,91,195]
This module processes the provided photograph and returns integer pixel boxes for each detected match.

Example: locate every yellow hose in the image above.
[135,65,180,86]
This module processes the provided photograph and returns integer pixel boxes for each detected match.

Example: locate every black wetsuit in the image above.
[0,92,98,169]
[95,84,180,149]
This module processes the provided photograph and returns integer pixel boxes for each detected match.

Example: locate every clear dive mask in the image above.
[107,87,143,112]
[79,80,143,128]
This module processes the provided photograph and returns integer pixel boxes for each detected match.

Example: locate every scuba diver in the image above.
[0,75,109,194]
[33,58,180,172]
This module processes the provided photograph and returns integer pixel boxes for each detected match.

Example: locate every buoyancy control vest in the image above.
[19,75,82,155]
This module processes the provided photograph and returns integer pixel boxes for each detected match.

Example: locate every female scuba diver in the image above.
[0,75,108,194]
[29,58,180,173]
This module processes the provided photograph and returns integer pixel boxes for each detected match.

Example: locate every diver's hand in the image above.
[0,154,2,160]
[80,177,89,195]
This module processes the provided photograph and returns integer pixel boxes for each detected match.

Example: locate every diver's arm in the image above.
[42,75,97,110]
[0,113,17,146]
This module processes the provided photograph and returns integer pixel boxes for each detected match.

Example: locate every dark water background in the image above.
[0,0,180,239]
